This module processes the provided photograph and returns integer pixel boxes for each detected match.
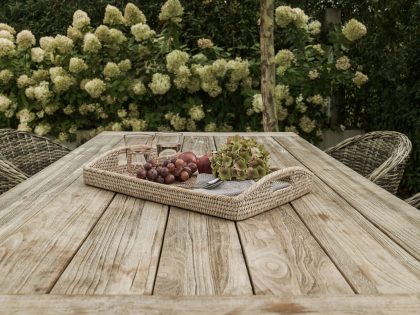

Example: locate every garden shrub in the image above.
[0,1,367,144]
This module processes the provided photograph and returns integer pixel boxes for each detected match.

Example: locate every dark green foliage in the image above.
[1,0,418,193]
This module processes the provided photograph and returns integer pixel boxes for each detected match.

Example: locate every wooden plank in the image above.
[213,136,353,296]
[51,196,168,295]
[0,134,128,294]
[0,294,418,314]
[274,135,420,259]
[153,136,252,296]
[0,134,123,243]
[257,136,420,294]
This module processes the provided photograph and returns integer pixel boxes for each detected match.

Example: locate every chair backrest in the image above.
[325,131,412,195]
[0,129,69,176]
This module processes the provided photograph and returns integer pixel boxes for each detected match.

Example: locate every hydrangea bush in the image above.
[0,1,367,143]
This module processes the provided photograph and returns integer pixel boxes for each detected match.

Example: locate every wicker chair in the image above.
[405,193,420,209]
[0,129,70,194]
[325,131,412,195]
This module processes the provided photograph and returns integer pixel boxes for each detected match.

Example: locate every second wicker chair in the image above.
[0,129,70,194]
[325,131,412,195]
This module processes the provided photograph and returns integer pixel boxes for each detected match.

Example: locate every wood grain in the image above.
[213,136,353,296]
[52,196,168,295]
[0,294,418,315]
[257,136,420,294]
[153,136,252,296]
[274,135,420,259]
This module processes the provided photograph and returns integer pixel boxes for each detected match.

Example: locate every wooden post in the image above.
[260,0,279,132]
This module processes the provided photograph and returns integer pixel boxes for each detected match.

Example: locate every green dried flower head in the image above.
[211,135,270,181]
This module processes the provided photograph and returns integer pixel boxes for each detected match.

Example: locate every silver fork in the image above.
[192,178,222,190]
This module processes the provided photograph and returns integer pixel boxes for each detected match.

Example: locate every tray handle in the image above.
[237,166,313,201]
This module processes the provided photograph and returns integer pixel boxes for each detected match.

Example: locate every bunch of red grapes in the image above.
[136,157,198,184]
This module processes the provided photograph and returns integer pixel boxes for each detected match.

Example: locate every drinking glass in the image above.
[155,133,183,157]
[123,133,154,165]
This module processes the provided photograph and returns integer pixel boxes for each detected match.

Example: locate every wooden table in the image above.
[0,132,419,314]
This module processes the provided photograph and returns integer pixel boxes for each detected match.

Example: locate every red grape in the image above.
[156,175,165,184]
[162,159,170,167]
[165,174,175,184]
[173,168,182,177]
[160,167,169,177]
[170,158,177,164]
[156,166,163,174]
[136,168,147,179]
[147,168,158,181]
[143,162,152,171]
[183,166,192,176]
[175,159,185,168]
[188,162,198,173]
[179,171,190,181]
[167,163,175,173]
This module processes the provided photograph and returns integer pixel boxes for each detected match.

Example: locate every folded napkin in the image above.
[193,173,289,197]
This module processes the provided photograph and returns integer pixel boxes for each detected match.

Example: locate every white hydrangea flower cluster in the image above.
[131,23,155,41]
[84,79,107,98]
[17,75,34,88]
[353,71,368,86]
[275,49,295,68]
[17,108,36,123]
[0,94,12,112]
[311,44,324,55]
[204,122,217,132]
[197,38,214,49]
[72,10,91,29]
[118,59,132,72]
[0,23,16,34]
[0,30,14,41]
[148,73,171,95]
[159,0,184,25]
[0,70,13,84]
[225,58,250,92]
[34,122,52,136]
[169,113,187,130]
[67,26,83,41]
[308,20,321,35]
[308,69,319,80]
[336,56,351,71]
[131,80,147,95]
[31,47,44,63]
[103,62,121,78]
[0,38,16,57]
[277,106,288,121]
[16,30,36,49]
[33,81,52,103]
[124,3,147,26]
[32,69,49,82]
[342,19,367,41]
[69,57,88,73]
[83,33,102,53]
[63,105,75,115]
[54,35,73,54]
[194,64,222,97]
[166,50,189,72]
[275,6,308,28]
[53,75,75,93]
[252,94,263,113]
[39,36,56,52]
[103,5,126,26]
[79,103,96,115]
[189,105,205,121]
[299,116,316,133]
[308,94,324,106]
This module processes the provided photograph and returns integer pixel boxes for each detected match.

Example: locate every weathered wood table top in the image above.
[0,132,419,314]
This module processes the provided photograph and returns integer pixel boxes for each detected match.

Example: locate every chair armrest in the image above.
[0,156,29,194]
[405,193,420,209]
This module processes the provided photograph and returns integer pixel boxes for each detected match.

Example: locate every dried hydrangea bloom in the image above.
[103,5,126,26]
[124,3,146,25]
[166,49,189,72]
[0,23,16,35]
[16,30,36,49]
[30,47,44,63]
[83,33,102,53]
[197,38,214,49]
[342,19,367,41]
[189,105,205,121]
[131,23,155,41]
[308,20,321,35]
[0,38,16,57]
[148,73,171,95]
[299,116,316,133]
[54,35,73,54]
[73,10,91,29]
[84,78,107,98]
[352,71,368,86]
[69,57,88,73]
[0,30,14,41]
[336,56,351,71]
[159,0,184,24]
[103,62,121,78]
[34,123,52,136]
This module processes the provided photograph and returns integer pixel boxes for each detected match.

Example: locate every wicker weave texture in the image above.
[83,147,313,221]
[405,193,420,210]
[0,129,70,194]
[325,131,411,195]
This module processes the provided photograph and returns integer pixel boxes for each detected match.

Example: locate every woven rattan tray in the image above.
[83,146,313,221]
